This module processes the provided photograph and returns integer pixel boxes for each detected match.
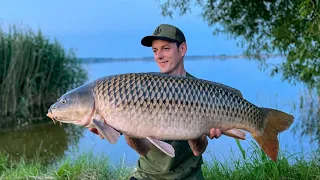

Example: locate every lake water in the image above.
[1,57,318,167]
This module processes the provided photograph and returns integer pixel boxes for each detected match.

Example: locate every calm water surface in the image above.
[1,58,318,166]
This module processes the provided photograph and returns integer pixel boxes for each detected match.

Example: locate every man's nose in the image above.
[156,51,164,59]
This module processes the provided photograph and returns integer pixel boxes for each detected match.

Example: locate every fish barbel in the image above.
[47,72,294,162]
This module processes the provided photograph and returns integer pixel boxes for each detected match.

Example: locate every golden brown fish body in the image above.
[47,72,294,161]
[93,73,263,139]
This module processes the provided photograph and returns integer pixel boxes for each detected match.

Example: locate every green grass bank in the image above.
[0,140,319,180]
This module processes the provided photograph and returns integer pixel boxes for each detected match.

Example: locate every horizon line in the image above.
[78,54,283,62]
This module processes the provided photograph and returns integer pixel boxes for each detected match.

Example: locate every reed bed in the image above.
[0,24,87,127]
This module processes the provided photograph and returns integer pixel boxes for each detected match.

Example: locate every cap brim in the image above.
[141,36,178,47]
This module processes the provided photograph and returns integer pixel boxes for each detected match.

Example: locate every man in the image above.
[90,24,222,180]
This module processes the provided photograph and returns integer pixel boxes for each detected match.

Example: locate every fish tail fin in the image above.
[252,108,294,162]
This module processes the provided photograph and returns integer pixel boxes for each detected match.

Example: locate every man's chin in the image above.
[158,61,169,67]
[159,66,170,73]
[160,69,170,74]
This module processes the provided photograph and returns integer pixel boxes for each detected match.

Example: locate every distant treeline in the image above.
[79,54,282,63]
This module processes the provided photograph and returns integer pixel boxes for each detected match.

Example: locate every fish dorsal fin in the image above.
[197,79,243,98]
[146,137,175,157]
[92,119,121,144]
[144,72,243,98]
[211,81,243,98]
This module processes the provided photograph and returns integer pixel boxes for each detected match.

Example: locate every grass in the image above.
[0,23,87,127]
[202,140,320,180]
[0,140,319,180]
[52,153,134,180]
[0,152,134,180]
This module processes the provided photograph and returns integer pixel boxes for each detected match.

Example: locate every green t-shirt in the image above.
[132,72,205,180]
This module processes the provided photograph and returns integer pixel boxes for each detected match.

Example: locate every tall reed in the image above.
[0,24,87,127]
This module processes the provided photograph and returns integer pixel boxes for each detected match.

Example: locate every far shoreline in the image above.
[79,54,283,63]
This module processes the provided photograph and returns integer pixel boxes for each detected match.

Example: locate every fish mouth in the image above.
[46,100,95,127]
[46,111,59,124]
[46,108,68,125]
[46,111,74,125]
[49,105,95,127]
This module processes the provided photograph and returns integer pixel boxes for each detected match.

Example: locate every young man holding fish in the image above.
[48,23,294,180]
[90,24,223,180]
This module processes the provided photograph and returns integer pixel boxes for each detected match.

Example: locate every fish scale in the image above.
[48,72,294,161]
[91,73,263,139]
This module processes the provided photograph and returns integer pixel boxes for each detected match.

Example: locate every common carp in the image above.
[47,72,294,162]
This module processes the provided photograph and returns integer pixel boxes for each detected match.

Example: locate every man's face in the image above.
[151,39,187,75]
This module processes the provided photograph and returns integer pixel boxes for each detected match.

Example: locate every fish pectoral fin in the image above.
[223,129,246,140]
[92,119,120,144]
[146,137,175,158]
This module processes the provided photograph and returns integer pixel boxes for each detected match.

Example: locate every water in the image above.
[0,122,83,164]
[0,57,318,167]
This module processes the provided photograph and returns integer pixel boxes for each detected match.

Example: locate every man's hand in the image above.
[208,128,222,140]
[188,128,222,156]
[124,135,152,156]
[89,127,222,157]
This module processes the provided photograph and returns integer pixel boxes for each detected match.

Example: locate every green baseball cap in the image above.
[141,24,186,47]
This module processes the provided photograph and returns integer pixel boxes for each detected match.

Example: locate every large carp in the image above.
[47,72,294,162]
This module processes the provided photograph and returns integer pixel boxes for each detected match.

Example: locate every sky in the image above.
[0,0,244,58]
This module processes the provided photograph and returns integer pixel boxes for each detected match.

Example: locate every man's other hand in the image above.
[188,128,222,156]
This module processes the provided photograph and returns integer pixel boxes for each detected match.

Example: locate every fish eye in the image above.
[60,99,67,104]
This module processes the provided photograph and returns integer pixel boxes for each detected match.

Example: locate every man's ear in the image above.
[179,42,187,57]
